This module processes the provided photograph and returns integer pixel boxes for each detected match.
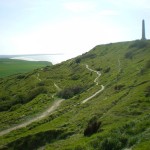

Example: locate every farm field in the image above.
[0,58,51,78]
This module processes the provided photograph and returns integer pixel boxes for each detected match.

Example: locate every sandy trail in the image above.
[85,65,101,85]
[37,73,41,81]
[82,85,104,104]
[0,99,64,136]
[81,65,104,104]
[54,83,61,91]
[0,64,104,136]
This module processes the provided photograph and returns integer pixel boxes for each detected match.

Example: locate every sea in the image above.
[0,53,78,65]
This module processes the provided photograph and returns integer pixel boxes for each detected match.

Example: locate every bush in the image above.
[9,103,22,111]
[74,145,86,150]
[114,84,125,91]
[16,74,26,79]
[139,60,150,75]
[71,74,80,80]
[57,86,84,99]
[0,95,21,111]
[75,58,81,64]
[104,67,111,73]
[99,133,129,150]
[145,60,150,69]
[57,88,74,99]
[129,40,148,49]
[27,87,47,102]
[96,67,102,71]
[5,129,63,150]
[125,51,133,59]
[80,53,96,60]
[37,81,45,86]
[100,137,122,150]
[84,116,101,136]
[145,86,150,97]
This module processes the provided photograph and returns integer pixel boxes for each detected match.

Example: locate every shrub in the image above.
[104,67,111,73]
[37,81,45,86]
[139,60,150,75]
[5,129,63,150]
[57,88,74,99]
[27,87,47,102]
[57,86,84,99]
[145,86,150,97]
[129,40,148,49]
[125,51,133,59]
[145,60,150,69]
[75,58,81,64]
[0,95,22,111]
[99,137,122,150]
[96,67,102,71]
[9,103,22,111]
[84,116,101,136]
[114,84,125,91]
[71,74,80,80]
[74,145,86,150]
[80,53,96,60]
[16,74,26,79]
[99,134,128,150]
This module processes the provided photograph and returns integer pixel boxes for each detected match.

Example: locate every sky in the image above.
[0,0,150,57]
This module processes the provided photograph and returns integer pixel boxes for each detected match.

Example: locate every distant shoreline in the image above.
[0,53,75,64]
[0,53,63,58]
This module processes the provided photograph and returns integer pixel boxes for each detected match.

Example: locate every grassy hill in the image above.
[0,58,52,78]
[0,40,149,150]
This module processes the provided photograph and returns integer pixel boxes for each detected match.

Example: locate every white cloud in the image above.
[63,1,96,12]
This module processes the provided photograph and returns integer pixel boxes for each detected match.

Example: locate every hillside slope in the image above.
[0,40,150,150]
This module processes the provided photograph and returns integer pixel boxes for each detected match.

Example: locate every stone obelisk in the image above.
[142,19,146,40]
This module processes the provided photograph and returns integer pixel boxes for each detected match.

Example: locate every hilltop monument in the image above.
[142,19,146,40]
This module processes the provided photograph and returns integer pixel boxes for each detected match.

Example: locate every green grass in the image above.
[0,58,51,78]
[0,40,149,150]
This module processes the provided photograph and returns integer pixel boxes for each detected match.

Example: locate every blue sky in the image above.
[0,0,150,56]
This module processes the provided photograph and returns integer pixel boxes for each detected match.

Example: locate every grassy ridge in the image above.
[0,40,150,150]
[0,58,51,78]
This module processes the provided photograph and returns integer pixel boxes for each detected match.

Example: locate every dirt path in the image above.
[0,99,64,136]
[36,73,41,81]
[82,85,104,104]
[0,64,104,136]
[118,58,121,73]
[85,65,101,85]
[81,65,104,104]
[54,83,61,91]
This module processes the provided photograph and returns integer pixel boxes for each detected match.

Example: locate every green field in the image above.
[0,40,149,150]
[0,58,52,78]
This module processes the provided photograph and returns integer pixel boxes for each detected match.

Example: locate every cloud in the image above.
[63,1,96,12]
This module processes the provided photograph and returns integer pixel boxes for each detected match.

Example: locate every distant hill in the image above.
[0,40,149,150]
[0,58,52,78]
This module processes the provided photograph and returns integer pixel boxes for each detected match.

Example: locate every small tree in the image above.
[75,58,81,64]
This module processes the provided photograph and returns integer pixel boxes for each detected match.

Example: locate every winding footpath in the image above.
[0,64,104,136]
[0,99,64,136]
[118,58,121,73]
[54,83,61,91]
[36,73,41,81]
[0,83,64,137]
[82,65,105,104]
[85,64,101,85]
